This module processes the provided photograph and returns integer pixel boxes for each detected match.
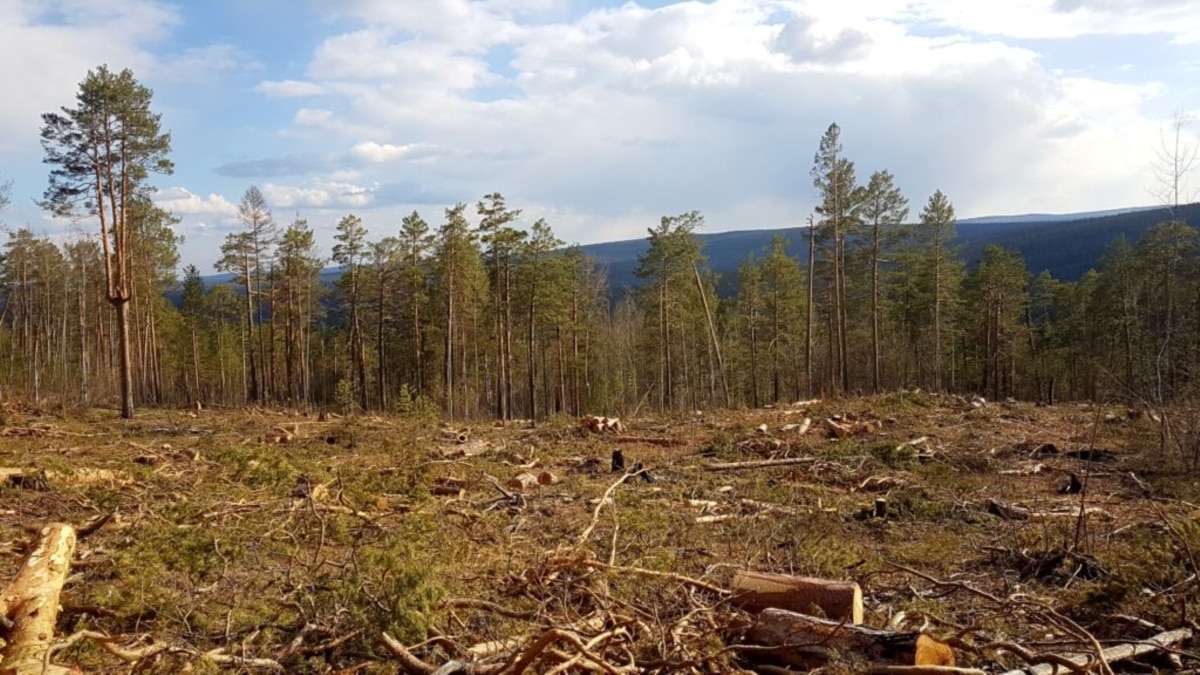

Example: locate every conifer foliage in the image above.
[19,74,1200,415]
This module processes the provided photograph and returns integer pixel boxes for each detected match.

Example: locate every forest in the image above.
[7,66,1200,421]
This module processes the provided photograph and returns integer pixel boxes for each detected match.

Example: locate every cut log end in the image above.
[732,570,864,625]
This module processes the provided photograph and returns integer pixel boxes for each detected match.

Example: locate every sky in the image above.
[1,0,1198,272]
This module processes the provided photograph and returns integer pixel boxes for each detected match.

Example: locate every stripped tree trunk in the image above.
[0,523,77,674]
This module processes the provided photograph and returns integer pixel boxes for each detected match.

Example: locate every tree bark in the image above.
[112,297,134,419]
[745,609,952,670]
[0,523,77,674]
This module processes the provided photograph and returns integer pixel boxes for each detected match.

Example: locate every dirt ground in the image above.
[0,392,1196,673]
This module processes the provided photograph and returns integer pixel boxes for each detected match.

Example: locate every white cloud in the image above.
[154,187,238,215]
[262,180,375,209]
[911,0,1200,43]
[256,79,328,98]
[349,141,437,163]
[227,0,1194,250]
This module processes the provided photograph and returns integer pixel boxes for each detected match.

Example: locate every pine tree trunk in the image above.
[113,296,134,419]
[805,218,816,397]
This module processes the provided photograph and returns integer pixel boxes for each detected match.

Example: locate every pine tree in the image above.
[40,65,173,418]
[965,245,1029,399]
[477,193,524,420]
[398,211,435,397]
[811,123,859,395]
[217,187,277,403]
[333,214,370,411]
[860,170,908,393]
[275,217,324,405]
[914,190,961,391]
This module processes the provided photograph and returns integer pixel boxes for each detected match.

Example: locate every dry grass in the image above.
[0,394,1195,673]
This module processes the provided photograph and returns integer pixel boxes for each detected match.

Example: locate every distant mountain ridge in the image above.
[195,203,1200,298]
[579,202,1200,295]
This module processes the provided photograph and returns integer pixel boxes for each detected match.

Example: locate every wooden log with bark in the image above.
[0,523,78,674]
[744,609,955,670]
[732,571,864,624]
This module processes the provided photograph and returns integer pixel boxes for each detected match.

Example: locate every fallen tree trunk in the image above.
[745,609,954,670]
[995,628,1191,675]
[0,523,78,674]
[732,571,863,624]
[987,498,1113,522]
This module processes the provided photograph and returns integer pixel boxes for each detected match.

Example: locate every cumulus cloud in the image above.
[349,141,438,163]
[154,187,238,215]
[222,0,1190,249]
[256,79,327,98]
[261,180,374,209]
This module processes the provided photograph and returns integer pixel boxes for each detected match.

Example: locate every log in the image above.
[580,415,622,436]
[508,473,538,491]
[705,457,816,471]
[986,498,1113,522]
[996,627,1191,675]
[745,609,954,670]
[0,523,78,674]
[732,571,864,624]
[781,418,813,434]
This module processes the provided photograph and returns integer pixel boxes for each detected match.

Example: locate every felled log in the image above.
[745,609,954,670]
[781,418,812,434]
[0,523,78,674]
[987,498,1113,522]
[579,415,622,436]
[996,627,1191,675]
[732,571,863,624]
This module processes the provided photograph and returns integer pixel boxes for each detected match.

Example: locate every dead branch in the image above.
[704,457,816,471]
[611,436,688,447]
[575,559,729,596]
[993,628,1191,675]
[573,470,642,548]
[382,632,437,675]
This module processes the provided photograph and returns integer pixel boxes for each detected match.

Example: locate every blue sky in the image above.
[1,0,1198,271]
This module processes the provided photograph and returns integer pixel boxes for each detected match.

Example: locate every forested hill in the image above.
[583,202,1200,295]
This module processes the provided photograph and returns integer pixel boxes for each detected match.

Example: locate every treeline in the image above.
[7,67,1199,418]
[3,177,1198,416]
